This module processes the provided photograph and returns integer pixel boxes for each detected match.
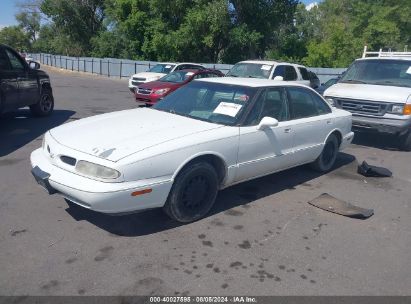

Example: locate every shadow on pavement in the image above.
[65,152,356,237]
[0,109,76,157]
[352,131,401,151]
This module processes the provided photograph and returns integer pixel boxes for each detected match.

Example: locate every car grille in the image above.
[133,77,146,81]
[137,88,152,95]
[334,98,389,116]
[132,81,144,86]
[136,97,151,103]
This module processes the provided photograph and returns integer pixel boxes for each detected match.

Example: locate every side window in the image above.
[310,92,332,115]
[284,66,297,81]
[175,65,186,71]
[299,67,310,80]
[188,65,203,70]
[193,73,204,79]
[5,49,25,70]
[245,88,288,125]
[272,65,285,79]
[288,87,319,119]
[0,50,12,70]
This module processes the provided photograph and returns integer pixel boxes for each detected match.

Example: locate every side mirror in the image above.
[29,61,40,70]
[273,76,284,81]
[257,117,279,130]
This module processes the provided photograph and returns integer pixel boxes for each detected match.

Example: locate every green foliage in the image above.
[0,26,31,51]
[2,0,410,66]
[40,0,105,56]
[15,12,41,43]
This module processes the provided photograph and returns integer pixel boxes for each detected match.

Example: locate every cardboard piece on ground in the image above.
[308,193,374,219]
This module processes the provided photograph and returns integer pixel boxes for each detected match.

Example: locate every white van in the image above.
[324,47,411,151]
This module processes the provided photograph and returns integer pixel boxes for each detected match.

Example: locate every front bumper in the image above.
[352,115,411,134]
[340,131,355,150]
[30,148,173,214]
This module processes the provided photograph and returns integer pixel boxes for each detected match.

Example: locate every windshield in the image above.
[340,59,411,88]
[153,81,256,125]
[148,64,176,74]
[226,63,273,79]
[159,71,195,83]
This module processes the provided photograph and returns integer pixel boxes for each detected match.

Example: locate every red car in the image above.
[134,69,224,106]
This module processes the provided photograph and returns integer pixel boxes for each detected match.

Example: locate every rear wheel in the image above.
[30,89,54,117]
[311,134,339,172]
[399,131,411,151]
[163,162,218,223]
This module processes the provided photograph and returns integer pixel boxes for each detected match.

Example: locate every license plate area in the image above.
[31,166,57,194]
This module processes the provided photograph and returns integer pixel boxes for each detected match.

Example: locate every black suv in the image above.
[0,44,54,116]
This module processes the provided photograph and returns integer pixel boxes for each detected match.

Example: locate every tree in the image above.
[0,26,31,51]
[40,0,105,56]
[15,11,41,42]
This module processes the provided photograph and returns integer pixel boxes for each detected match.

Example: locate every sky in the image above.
[0,0,320,29]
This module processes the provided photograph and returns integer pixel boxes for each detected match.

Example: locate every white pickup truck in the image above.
[226,60,312,87]
[324,47,411,151]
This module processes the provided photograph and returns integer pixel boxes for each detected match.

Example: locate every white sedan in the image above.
[31,78,354,222]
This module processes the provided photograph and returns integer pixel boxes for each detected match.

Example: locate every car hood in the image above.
[49,108,223,162]
[324,83,411,103]
[131,72,166,80]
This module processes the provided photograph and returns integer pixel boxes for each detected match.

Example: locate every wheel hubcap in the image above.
[182,175,209,209]
[40,94,52,112]
[322,141,336,165]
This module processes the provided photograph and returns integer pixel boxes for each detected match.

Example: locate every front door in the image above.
[4,48,39,108]
[236,87,295,182]
[0,48,19,112]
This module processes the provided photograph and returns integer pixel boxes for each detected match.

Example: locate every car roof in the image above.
[195,77,311,88]
[237,60,305,68]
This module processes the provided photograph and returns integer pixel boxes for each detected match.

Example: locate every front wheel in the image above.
[30,89,54,117]
[310,134,339,172]
[163,162,219,223]
[399,131,411,151]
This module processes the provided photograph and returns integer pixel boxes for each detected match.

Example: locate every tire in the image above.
[163,162,219,223]
[310,134,339,172]
[399,131,411,151]
[30,89,54,117]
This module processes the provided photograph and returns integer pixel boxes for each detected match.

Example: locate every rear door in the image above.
[285,87,333,164]
[0,48,19,112]
[4,47,39,107]
[297,67,311,87]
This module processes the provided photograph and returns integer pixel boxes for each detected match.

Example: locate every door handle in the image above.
[284,128,292,133]
[326,120,332,124]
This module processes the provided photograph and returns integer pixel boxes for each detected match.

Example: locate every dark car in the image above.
[308,71,321,89]
[316,77,340,95]
[134,69,224,106]
[0,44,54,116]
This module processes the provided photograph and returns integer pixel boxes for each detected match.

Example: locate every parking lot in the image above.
[0,66,410,296]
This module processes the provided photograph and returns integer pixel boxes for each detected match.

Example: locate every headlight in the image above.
[325,97,335,106]
[389,104,404,114]
[75,160,120,180]
[153,88,170,95]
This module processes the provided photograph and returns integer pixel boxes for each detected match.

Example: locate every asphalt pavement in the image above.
[0,66,410,296]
